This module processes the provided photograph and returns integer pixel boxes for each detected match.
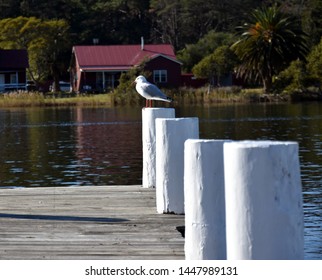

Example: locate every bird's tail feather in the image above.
[154,97,172,102]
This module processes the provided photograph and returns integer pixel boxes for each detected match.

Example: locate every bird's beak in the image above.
[131,80,136,86]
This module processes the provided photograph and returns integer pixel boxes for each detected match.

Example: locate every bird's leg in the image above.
[145,99,148,108]
[150,100,153,107]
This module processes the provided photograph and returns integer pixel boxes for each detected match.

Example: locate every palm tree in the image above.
[231,5,308,93]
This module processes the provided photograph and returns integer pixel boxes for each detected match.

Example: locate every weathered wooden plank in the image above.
[0,185,184,259]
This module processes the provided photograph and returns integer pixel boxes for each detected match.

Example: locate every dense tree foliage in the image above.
[231,5,308,93]
[307,37,322,87]
[177,31,235,73]
[192,45,237,87]
[1,0,320,48]
[272,60,307,93]
[0,16,70,87]
[0,0,321,92]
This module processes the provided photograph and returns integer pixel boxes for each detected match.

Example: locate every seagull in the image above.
[133,75,172,107]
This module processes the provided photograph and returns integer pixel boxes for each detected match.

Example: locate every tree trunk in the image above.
[52,62,60,92]
[263,76,272,94]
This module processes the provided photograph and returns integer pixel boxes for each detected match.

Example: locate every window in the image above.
[10,73,17,84]
[153,70,167,83]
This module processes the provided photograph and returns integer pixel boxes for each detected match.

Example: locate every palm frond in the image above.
[231,5,308,92]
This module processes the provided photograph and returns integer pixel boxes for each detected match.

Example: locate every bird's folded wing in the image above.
[141,83,166,98]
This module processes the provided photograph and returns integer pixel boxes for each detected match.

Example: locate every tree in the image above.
[0,16,40,49]
[192,45,237,88]
[231,5,308,93]
[0,17,71,88]
[273,60,307,93]
[150,0,183,49]
[0,0,21,18]
[180,0,255,39]
[307,37,322,88]
[38,19,71,90]
[298,0,322,46]
[177,31,234,73]
[84,0,151,45]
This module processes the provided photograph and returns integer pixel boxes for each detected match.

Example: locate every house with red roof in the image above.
[70,42,182,93]
[0,49,29,92]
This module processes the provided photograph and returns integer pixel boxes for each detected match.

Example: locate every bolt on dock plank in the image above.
[0,185,184,260]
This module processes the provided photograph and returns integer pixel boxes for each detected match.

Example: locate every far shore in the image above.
[0,88,321,108]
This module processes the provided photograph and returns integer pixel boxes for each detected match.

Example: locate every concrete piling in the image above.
[155,117,199,214]
[224,141,304,260]
[184,139,227,259]
[142,108,175,188]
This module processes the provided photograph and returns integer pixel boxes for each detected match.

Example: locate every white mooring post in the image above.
[224,141,304,260]
[156,118,199,214]
[142,108,175,188]
[184,139,227,260]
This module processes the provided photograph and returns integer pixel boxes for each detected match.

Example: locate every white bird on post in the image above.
[133,75,172,107]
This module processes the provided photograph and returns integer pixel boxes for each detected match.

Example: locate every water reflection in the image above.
[0,103,321,259]
[0,107,143,187]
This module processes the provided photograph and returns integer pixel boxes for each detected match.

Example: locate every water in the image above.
[0,102,321,259]
[0,107,143,187]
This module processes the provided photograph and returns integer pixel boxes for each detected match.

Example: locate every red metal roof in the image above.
[73,44,180,71]
[0,49,29,69]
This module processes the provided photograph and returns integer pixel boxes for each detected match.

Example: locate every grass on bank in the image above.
[170,86,273,104]
[0,86,319,108]
[110,86,291,106]
[0,91,113,107]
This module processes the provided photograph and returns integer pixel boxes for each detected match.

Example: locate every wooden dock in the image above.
[0,185,184,260]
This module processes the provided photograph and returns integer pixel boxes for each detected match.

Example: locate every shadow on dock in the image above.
[0,213,128,223]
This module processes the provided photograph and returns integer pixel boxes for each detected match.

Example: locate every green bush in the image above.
[272,60,307,94]
[111,59,151,106]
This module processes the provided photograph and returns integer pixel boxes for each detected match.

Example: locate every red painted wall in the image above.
[145,56,181,88]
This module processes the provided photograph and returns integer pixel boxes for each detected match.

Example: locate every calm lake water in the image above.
[0,102,321,259]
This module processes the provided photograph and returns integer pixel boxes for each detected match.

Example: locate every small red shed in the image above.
[0,49,29,92]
